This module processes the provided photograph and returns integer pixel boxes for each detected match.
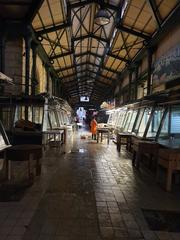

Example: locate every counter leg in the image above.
[8,160,11,180]
[97,133,99,143]
[132,151,136,166]
[28,154,33,179]
[166,164,172,192]
[36,158,41,176]
[119,139,121,152]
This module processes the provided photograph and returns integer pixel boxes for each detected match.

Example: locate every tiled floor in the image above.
[0,129,180,240]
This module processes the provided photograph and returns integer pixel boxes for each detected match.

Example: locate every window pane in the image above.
[171,106,180,133]
[124,111,133,132]
[146,107,165,138]
[128,110,138,132]
[137,107,152,137]
[158,110,169,139]
[49,110,59,128]
[133,108,144,134]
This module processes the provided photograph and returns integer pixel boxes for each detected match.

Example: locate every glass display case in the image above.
[107,110,117,128]
[0,120,10,151]
[115,107,127,131]
[0,95,74,145]
[157,104,180,143]
[131,104,157,138]
[146,106,165,139]
[123,109,138,133]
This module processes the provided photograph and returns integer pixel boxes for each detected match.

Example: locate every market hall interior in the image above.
[0,0,180,240]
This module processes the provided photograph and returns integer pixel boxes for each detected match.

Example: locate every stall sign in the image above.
[152,44,180,87]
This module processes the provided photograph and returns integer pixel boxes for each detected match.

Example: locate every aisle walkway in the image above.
[0,130,180,240]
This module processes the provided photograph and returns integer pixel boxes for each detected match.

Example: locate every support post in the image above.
[128,68,132,102]
[134,63,139,100]
[53,78,56,96]
[46,66,50,93]
[147,48,153,95]
[0,34,6,73]
[24,28,32,121]
[31,41,38,95]
[24,33,32,96]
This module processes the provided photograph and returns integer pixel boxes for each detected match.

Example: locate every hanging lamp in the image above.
[94,9,110,26]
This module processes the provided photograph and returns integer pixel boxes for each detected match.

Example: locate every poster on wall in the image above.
[152,44,180,87]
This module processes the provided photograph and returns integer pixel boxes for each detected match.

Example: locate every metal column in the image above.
[31,41,38,95]
[147,48,153,95]
[0,34,6,73]
[128,68,132,102]
[24,34,31,96]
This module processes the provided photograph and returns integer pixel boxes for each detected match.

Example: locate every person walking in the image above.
[90,117,97,140]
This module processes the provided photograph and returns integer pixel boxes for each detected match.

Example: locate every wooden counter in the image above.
[6,144,42,180]
[132,137,159,169]
[157,139,180,191]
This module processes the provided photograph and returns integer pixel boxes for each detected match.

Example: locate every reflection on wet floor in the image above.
[0,129,180,240]
[70,148,87,153]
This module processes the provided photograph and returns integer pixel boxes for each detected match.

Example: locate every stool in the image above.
[5,145,42,181]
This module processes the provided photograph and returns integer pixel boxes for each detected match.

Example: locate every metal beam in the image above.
[26,0,44,23]
[75,51,102,59]
[63,78,94,85]
[147,0,162,27]
[63,75,112,87]
[108,53,130,63]
[61,69,114,82]
[57,65,76,73]
[73,34,109,43]
[50,50,74,60]
[76,51,130,63]
[56,61,118,74]
[117,25,150,40]
[134,1,180,63]
[0,1,30,5]
[36,22,71,35]
[69,0,118,12]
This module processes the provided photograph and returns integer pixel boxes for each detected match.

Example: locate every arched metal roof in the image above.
[0,0,179,105]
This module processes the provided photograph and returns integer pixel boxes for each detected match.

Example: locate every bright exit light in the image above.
[80,96,89,102]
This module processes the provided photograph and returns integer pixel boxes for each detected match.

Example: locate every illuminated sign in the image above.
[80,96,89,102]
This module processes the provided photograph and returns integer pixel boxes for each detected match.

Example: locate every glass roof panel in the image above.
[30,0,179,103]
[32,0,66,29]
[158,0,178,19]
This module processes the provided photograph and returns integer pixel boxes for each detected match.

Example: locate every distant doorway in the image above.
[76,107,86,127]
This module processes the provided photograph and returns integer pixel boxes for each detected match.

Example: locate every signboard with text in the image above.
[152,44,180,87]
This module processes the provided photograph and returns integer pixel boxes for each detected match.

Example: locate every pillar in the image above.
[128,68,132,102]
[0,34,6,73]
[24,34,32,96]
[31,41,38,95]
[24,28,32,121]
[134,63,139,100]
[46,66,50,93]
[147,48,153,95]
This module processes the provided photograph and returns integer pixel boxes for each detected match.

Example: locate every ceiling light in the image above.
[94,9,110,26]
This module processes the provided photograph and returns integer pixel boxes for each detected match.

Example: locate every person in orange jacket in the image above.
[90,116,98,140]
